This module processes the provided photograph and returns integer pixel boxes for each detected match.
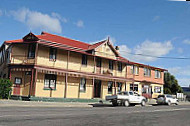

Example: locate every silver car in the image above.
[157,94,179,106]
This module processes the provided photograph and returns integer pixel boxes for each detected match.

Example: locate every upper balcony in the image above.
[9,43,36,65]
[10,55,35,65]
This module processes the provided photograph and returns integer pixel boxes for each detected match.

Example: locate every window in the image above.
[25,71,32,75]
[44,74,57,90]
[28,44,36,59]
[118,62,122,72]
[130,65,134,74]
[96,57,101,67]
[108,81,113,94]
[144,68,151,77]
[15,77,22,84]
[154,86,161,93]
[82,54,87,65]
[130,84,138,91]
[117,82,122,92]
[109,60,113,70]
[80,78,86,92]
[49,48,57,61]
[134,66,139,75]
[155,70,161,78]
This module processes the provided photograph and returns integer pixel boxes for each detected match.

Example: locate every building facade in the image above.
[0,32,166,100]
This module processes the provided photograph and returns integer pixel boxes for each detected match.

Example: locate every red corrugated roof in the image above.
[5,39,23,43]
[37,32,90,50]
[88,40,107,50]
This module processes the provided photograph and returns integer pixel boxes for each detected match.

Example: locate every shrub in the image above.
[0,79,12,99]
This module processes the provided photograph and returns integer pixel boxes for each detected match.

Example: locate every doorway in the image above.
[94,80,101,98]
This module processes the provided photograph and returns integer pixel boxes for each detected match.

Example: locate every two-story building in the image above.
[0,32,166,100]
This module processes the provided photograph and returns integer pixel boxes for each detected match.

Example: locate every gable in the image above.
[94,41,119,59]
[23,32,39,41]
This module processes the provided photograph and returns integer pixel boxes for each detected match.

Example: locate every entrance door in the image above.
[142,85,152,99]
[94,80,101,98]
[13,85,21,95]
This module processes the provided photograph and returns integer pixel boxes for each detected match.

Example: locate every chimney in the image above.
[115,46,119,53]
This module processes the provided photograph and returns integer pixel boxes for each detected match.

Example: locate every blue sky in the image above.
[0,0,190,86]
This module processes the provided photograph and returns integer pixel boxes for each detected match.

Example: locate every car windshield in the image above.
[166,95,173,98]
[158,95,164,98]
[118,92,128,95]
[129,92,133,95]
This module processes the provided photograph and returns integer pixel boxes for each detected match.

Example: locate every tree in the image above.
[164,72,183,94]
[0,79,12,99]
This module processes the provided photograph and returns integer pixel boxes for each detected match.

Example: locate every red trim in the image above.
[13,84,20,95]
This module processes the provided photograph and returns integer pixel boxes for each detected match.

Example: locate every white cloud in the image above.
[152,16,160,22]
[168,66,190,76]
[9,8,62,33]
[177,48,183,54]
[51,12,68,23]
[183,39,190,44]
[167,66,190,86]
[177,78,190,87]
[120,40,173,62]
[76,20,84,28]
[109,36,116,45]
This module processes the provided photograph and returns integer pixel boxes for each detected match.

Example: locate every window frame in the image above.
[130,84,138,91]
[144,67,151,77]
[82,54,88,65]
[154,86,161,93]
[44,74,57,90]
[14,77,22,85]
[96,57,102,67]
[28,44,36,59]
[117,82,122,92]
[109,60,114,70]
[80,78,86,92]
[118,62,122,72]
[49,48,57,61]
[108,81,113,94]
[155,70,161,78]
[134,65,139,75]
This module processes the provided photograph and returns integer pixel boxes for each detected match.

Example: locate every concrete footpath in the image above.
[0,100,93,108]
[0,99,190,108]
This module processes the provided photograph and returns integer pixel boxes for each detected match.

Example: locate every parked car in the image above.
[186,95,190,102]
[105,91,146,107]
[157,94,179,105]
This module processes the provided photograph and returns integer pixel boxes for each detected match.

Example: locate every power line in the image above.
[94,50,190,60]
[119,50,190,60]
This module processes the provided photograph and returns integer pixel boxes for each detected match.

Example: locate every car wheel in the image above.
[167,101,171,106]
[141,100,146,106]
[175,102,179,105]
[112,101,118,106]
[124,100,130,107]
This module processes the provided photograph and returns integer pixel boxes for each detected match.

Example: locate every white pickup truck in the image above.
[106,91,146,107]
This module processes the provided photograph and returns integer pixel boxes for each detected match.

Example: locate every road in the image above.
[0,105,190,126]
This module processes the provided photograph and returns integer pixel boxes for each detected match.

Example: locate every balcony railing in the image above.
[10,55,35,64]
